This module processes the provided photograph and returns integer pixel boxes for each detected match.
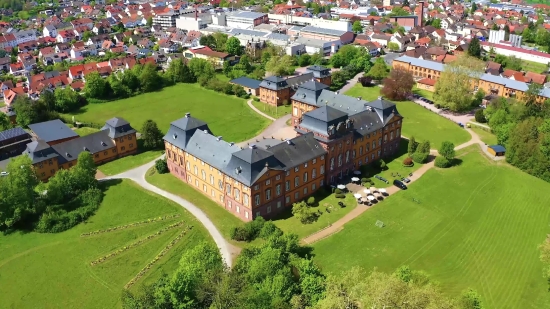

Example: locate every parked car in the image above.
[0,171,9,177]
[375,175,389,183]
[393,179,407,190]
[401,177,411,183]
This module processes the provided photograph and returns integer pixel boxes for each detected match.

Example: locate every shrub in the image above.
[259,221,282,238]
[155,159,168,174]
[435,103,441,109]
[230,216,266,242]
[435,156,451,168]
[475,109,487,123]
[365,178,371,182]
[334,188,342,194]
[379,159,386,170]
[253,97,260,102]
[361,177,367,183]
[307,196,315,205]
[403,157,414,166]
[335,193,346,198]
[292,201,319,224]
[412,152,429,164]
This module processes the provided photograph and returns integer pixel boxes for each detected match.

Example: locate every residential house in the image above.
[0,56,10,71]
[259,72,318,106]
[183,46,230,69]
[43,24,57,38]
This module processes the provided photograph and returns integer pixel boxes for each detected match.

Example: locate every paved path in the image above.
[339,72,364,94]
[238,114,294,147]
[411,97,475,125]
[246,99,276,121]
[103,157,235,267]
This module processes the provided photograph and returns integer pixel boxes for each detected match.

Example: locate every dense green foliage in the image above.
[0,152,100,233]
[230,216,282,242]
[141,119,164,150]
[484,90,550,182]
[155,159,168,174]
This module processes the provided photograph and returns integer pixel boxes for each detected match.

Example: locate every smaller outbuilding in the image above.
[229,76,261,96]
[487,145,506,157]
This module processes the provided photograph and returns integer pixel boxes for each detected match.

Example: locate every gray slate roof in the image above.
[185,130,240,171]
[25,140,58,164]
[230,76,261,89]
[28,119,78,143]
[101,117,136,139]
[300,25,347,37]
[306,65,331,79]
[163,114,210,151]
[51,130,116,164]
[0,127,29,143]
[223,146,281,187]
[265,132,326,169]
[291,80,329,106]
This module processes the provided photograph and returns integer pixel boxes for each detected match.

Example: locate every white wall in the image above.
[482,45,550,64]
[267,14,351,32]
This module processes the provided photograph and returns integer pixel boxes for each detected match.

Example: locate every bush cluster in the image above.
[125,227,191,289]
[36,187,102,233]
[335,193,346,199]
[155,158,169,174]
[434,156,451,168]
[403,157,414,166]
[202,78,250,99]
[90,221,186,266]
[230,217,282,242]
[81,214,180,237]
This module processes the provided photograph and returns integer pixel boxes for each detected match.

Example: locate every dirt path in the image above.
[246,99,276,121]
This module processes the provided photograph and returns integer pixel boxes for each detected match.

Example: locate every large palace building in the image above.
[164,70,402,222]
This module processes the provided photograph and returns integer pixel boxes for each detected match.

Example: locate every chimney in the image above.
[249,144,257,149]
[194,5,198,21]
[185,112,190,118]
[216,136,223,141]
[203,129,208,134]
[418,2,424,27]
[331,43,336,54]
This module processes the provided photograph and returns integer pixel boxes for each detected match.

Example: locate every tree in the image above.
[366,58,389,81]
[108,73,131,98]
[503,24,510,41]
[412,151,429,164]
[506,55,522,71]
[146,16,152,27]
[388,6,410,16]
[298,53,312,67]
[141,120,163,149]
[265,55,294,76]
[460,288,485,309]
[82,30,93,42]
[475,109,487,123]
[84,71,106,99]
[387,42,400,51]
[292,201,318,224]
[432,18,441,29]
[434,54,485,111]
[381,68,414,100]
[0,112,12,131]
[468,36,481,58]
[200,34,217,50]
[417,140,431,154]
[54,87,80,112]
[155,158,168,174]
[408,136,418,155]
[188,58,215,80]
[13,97,37,128]
[439,141,455,160]
[166,58,187,83]
[352,20,363,33]
[470,2,477,14]
[138,63,161,92]
[225,37,243,56]
[0,156,40,231]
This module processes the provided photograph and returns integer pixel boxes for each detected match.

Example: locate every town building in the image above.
[0,127,32,161]
[25,118,137,181]
[164,89,403,221]
[225,11,268,29]
[153,11,180,29]
[259,73,316,106]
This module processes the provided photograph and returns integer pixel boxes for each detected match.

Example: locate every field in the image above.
[74,127,99,136]
[98,140,163,176]
[345,85,470,147]
[471,127,498,145]
[0,180,212,309]
[313,147,550,309]
[64,84,270,143]
[251,100,291,119]
[145,168,244,242]
[520,59,548,74]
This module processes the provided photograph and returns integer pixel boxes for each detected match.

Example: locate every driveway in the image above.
[238,114,294,148]
[411,97,475,125]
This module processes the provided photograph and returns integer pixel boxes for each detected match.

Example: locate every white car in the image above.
[0,171,9,176]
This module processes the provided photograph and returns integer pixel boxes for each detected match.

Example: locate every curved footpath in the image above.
[103,158,236,267]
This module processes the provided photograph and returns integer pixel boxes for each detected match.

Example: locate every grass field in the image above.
[145,168,244,242]
[520,59,548,74]
[313,147,550,309]
[74,127,99,136]
[345,85,470,147]
[0,180,212,309]
[251,100,291,119]
[413,87,434,100]
[273,190,357,239]
[471,127,498,146]
[65,84,270,143]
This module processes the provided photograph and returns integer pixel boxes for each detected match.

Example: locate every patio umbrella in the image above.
[367,196,375,201]
[353,193,362,199]
[379,188,387,194]
[361,197,369,203]
[364,189,371,194]
[337,185,346,190]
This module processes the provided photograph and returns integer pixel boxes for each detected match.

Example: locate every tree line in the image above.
[0,152,101,233]
[122,219,485,309]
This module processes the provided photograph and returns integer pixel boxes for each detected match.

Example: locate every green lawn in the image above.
[99,149,163,176]
[471,127,498,146]
[145,168,244,243]
[313,148,550,309]
[361,139,425,189]
[413,87,434,101]
[345,85,471,146]
[273,190,357,239]
[0,179,212,309]
[251,100,291,119]
[519,59,547,74]
[64,84,270,143]
[74,127,99,136]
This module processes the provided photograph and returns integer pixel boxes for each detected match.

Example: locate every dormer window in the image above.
[100,141,107,146]
[173,134,177,139]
